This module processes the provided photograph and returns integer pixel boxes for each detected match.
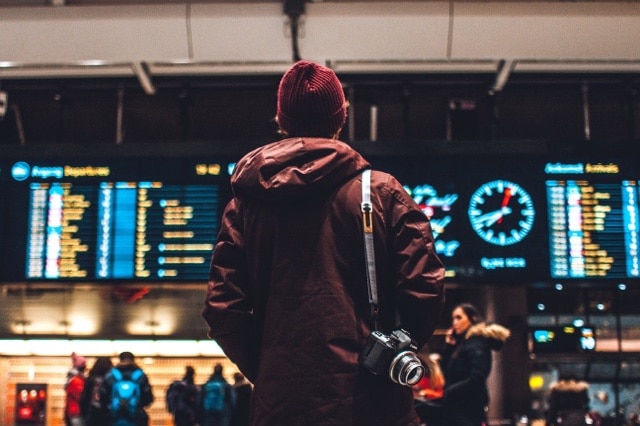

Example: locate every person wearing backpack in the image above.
[100,351,154,426]
[200,363,236,426]
[80,356,113,426]
[166,365,199,426]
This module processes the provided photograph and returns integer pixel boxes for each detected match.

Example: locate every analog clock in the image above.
[468,179,535,246]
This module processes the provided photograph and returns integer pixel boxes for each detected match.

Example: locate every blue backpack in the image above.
[202,379,226,412]
[110,368,143,420]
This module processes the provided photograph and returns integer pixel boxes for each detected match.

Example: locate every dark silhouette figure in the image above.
[80,356,113,426]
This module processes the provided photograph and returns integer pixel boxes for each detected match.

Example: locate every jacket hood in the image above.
[465,322,511,351]
[231,137,370,201]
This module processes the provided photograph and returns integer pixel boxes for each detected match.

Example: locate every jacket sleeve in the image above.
[443,337,491,402]
[382,174,445,346]
[202,198,258,382]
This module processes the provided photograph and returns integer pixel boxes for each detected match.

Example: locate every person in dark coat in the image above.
[80,356,113,426]
[546,375,590,426]
[441,303,510,426]
[202,60,445,426]
[168,366,199,426]
[230,372,252,426]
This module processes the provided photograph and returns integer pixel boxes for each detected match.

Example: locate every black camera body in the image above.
[359,329,425,386]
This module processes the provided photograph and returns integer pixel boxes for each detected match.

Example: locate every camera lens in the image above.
[401,360,425,386]
[389,351,425,387]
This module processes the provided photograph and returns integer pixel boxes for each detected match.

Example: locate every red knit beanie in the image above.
[276,60,347,137]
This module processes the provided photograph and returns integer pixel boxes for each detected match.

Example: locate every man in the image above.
[100,351,154,426]
[230,372,252,426]
[166,365,199,426]
[203,60,445,425]
[200,363,236,426]
[546,374,590,426]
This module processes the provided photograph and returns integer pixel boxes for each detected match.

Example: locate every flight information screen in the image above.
[370,155,640,283]
[1,151,638,284]
[545,163,640,279]
[1,158,233,282]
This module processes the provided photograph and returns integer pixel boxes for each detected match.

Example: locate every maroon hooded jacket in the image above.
[203,137,445,426]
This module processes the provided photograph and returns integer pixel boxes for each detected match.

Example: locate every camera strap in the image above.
[361,169,379,328]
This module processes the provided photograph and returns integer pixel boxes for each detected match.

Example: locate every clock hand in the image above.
[475,210,504,227]
[498,188,512,224]
[475,207,513,228]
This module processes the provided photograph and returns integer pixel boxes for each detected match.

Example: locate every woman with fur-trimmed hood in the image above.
[441,303,511,426]
[546,375,590,426]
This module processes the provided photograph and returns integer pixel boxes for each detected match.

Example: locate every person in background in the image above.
[625,413,640,426]
[441,303,510,426]
[413,352,445,426]
[230,372,252,426]
[546,374,590,426]
[200,363,236,426]
[166,365,200,426]
[202,59,445,425]
[65,352,87,426]
[80,356,113,426]
[100,351,154,426]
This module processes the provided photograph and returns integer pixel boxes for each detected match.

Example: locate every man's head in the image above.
[119,351,135,363]
[276,60,347,138]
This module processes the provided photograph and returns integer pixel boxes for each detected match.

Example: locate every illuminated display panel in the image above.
[545,162,640,279]
[1,158,233,282]
[530,326,597,353]
[369,154,639,283]
[0,152,638,284]
[371,155,548,283]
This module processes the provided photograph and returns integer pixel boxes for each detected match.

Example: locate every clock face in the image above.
[468,179,535,246]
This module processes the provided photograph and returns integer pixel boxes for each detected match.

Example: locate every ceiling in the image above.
[3,0,403,5]
[0,0,635,7]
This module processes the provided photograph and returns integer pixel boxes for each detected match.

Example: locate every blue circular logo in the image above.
[11,162,30,181]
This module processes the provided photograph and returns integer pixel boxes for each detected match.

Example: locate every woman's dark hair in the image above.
[455,303,483,325]
[88,356,113,377]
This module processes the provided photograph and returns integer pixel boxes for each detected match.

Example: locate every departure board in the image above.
[546,172,640,279]
[1,151,639,284]
[25,181,219,280]
[1,157,233,282]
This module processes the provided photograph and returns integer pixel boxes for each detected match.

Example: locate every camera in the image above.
[359,329,425,387]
